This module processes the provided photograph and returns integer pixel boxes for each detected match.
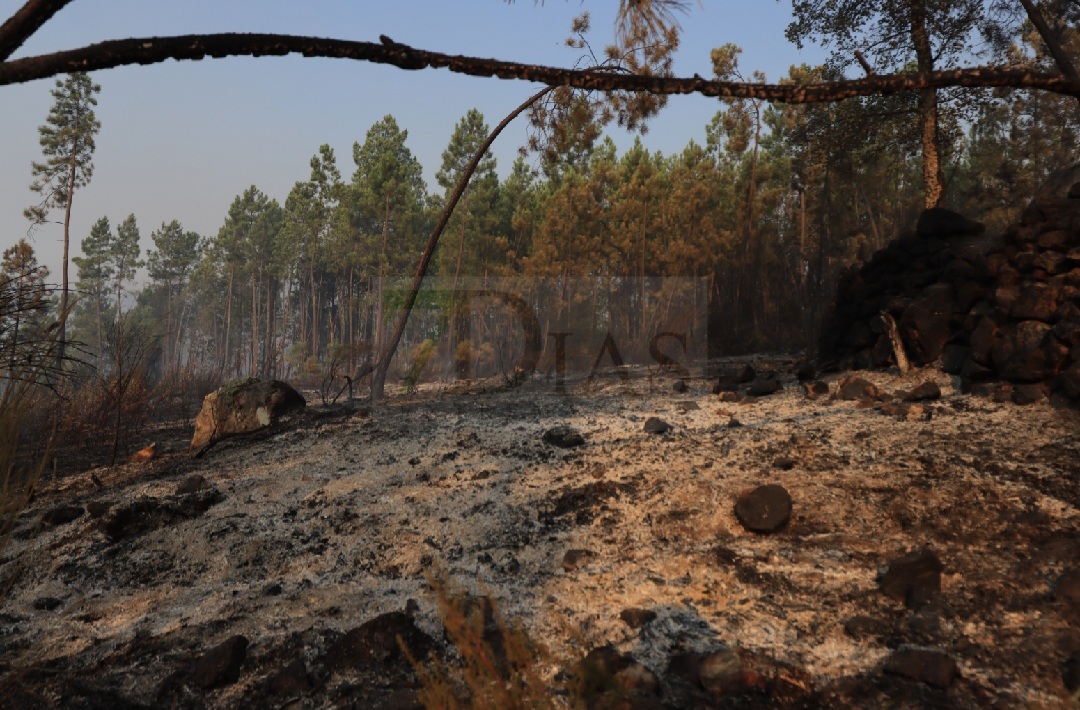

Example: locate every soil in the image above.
[2,358,1079,708]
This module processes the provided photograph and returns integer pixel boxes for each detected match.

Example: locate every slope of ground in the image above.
[1,361,1079,708]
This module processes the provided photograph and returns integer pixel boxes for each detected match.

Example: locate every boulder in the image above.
[191,378,306,450]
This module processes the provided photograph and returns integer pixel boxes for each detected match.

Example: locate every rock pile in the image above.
[821,164,1080,405]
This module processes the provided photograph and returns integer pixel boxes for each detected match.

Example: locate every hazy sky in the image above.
[0,1,826,280]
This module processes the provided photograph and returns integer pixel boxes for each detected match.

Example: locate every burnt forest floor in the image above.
[1,358,1079,708]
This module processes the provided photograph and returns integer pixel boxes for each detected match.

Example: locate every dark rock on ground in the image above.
[699,647,747,696]
[735,364,756,384]
[32,596,63,611]
[619,608,657,629]
[747,377,782,397]
[904,381,942,401]
[835,375,882,401]
[102,489,224,542]
[879,549,944,608]
[883,646,959,689]
[175,474,209,495]
[772,456,796,471]
[803,380,830,399]
[543,426,586,448]
[190,634,249,690]
[917,208,985,240]
[1054,568,1080,614]
[42,504,84,526]
[733,484,792,533]
[672,380,689,393]
[642,417,672,434]
[562,548,596,572]
[267,658,313,696]
[85,500,111,518]
[580,645,660,700]
[325,611,436,675]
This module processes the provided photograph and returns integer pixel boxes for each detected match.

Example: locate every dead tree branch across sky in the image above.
[0,31,1078,103]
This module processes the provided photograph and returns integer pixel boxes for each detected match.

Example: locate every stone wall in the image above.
[820,164,1080,406]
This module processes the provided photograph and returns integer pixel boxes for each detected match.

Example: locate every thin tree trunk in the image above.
[222,267,234,378]
[910,0,945,208]
[370,86,553,400]
[57,130,79,372]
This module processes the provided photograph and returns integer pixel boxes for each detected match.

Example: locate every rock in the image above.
[126,442,158,464]
[581,646,660,698]
[718,391,740,403]
[803,380,830,399]
[916,208,984,240]
[41,505,84,526]
[32,596,63,611]
[1011,283,1058,321]
[175,474,209,495]
[643,417,672,434]
[675,400,700,412]
[747,377,782,396]
[1064,655,1080,698]
[561,548,596,572]
[772,456,796,471]
[883,647,959,689]
[835,375,881,401]
[879,549,943,608]
[191,377,306,450]
[542,426,585,448]
[267,658,312,695]
[992,320,1057,381]
[843,615,889,641]
[901,283,955,363]
[1011,382,1046,405]
[714,375,739,393]
[619,608,657,629]
[325,611,436,674]
[699,648,746,696]
[190,635,248,689]
[102,489,224,542]
[85,501,110,518]
[734,364,756,384]
[1059,362,1080,398]
[1054,568,1080,613]
[733,484,792,533]
[904,381,941,402]
[794,360,816,382]
[672,380,688,393]
[878,402,927,421]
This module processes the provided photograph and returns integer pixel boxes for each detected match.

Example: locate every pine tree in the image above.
[1,239,51,380]
[24,72,102,369]
[146,220,201,375]
[350,115,426,399]
[72,216,114,371]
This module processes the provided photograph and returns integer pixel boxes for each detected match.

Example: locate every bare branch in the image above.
[854,49,875,76]
[0,0,75,62]
[1017,0,1080,84]
[0,32,1077,103]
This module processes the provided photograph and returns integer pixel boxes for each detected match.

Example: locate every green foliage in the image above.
[24,72,101,225]
[403,338,436,393]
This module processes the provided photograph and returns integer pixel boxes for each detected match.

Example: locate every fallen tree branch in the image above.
[370,85,555,401]
[0,0,73,62]
[1,33,1078,101]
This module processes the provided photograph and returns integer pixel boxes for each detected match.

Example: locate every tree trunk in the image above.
[370,86,553,401]
[222,267,234,378]
[57,132,79,372]
[910,0,946,208]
